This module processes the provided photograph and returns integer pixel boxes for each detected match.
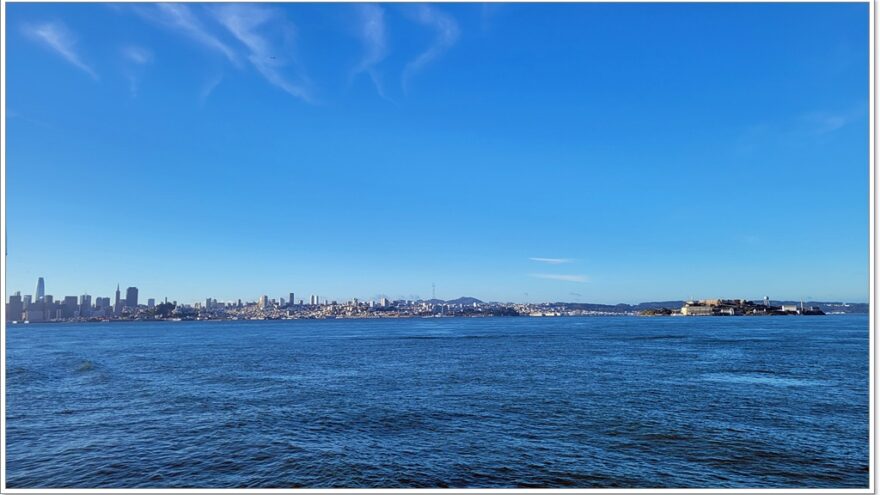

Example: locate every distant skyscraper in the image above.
[79,295,92,317]
[289,292,295,307]
[34,277,45,302]
[114,284,122,314]
[126,287,138,309]
[258,295,269,309]
[62,296,78,318]
[6,293,23,322]
[147,298,155,308]
[23,294,32,309]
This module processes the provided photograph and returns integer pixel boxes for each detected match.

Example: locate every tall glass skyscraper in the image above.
[34,277,45,302]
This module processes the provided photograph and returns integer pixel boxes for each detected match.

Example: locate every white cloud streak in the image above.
[529,257,574,265]
[199,74,224,105]
[142,3,240,66]
[122,45,153,65]
[23,22,97,79]
[212,4,314,103]
[803,107,865,135]
[352,4,389,99]
[120,45,153,97]
[530,273,589,283]
[402,5,459,92]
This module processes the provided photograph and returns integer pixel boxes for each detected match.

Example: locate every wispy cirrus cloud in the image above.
[402,5,459,92]
[199,74,224,105]
[139,3,240,66]
[120,45,153,97]
[122,45,153,65]
[529,257,574,265]
[23,21,98,79]
[212,4,314,103]
[531,273,588,283]
[352,4,389,99]
[801,106,866,135]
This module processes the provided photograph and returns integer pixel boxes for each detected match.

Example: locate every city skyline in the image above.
[6,3,870,304]
[3,275,868,308]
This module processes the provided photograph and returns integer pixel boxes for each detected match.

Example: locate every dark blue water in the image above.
[6,315,869,488]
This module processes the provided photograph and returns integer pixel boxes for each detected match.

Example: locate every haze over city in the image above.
[6,2,869,304]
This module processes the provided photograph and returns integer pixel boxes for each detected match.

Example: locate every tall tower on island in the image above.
[34,277,45,302]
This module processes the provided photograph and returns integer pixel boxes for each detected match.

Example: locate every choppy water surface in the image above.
[6,315,869,488]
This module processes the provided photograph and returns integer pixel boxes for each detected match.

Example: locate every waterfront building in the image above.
[34,277,45,302]
[126,287,139,309]
[62,296,78,318]
[6,293,23,322]
[24,304,45,322]
[79,295,92,317]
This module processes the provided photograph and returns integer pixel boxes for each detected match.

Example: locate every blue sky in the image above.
[5,2,870,304]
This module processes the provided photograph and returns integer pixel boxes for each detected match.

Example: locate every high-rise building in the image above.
[34,277,45,302]
[126,287,139,309]
[79,295,92,317]
[24,303,45,322]
[23,294,32,309]
[289,293,295,307]
[147,298,155,308]
[6,293,23,322]
[114,285,122,314]
[258,295,269,309]
[62,296,78,318]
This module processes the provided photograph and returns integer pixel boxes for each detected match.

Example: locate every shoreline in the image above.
[5,312,860,326]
